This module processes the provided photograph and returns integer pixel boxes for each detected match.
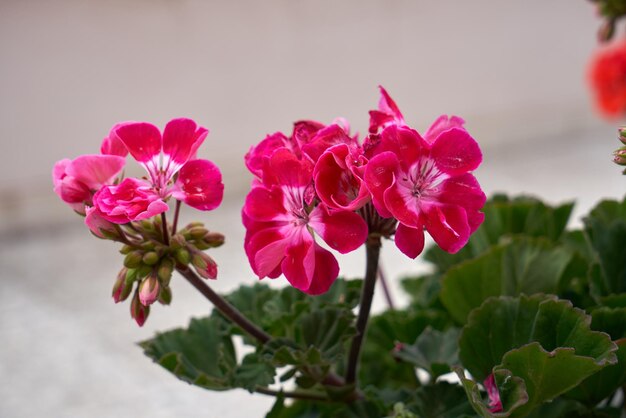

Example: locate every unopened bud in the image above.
[170,234,186,250]
[598,19,616,42]
[174,247,191,265]
[119,245,133,255]
[619,127,626,145]
[157,259,174,286]
[158,285,173,305]
[112,268,133,303]
[204,232,225,248]
[189,227,209,239]
[124,251,144,269]
[130,291,150,327]
[613,147,626,166]
[141,219,155,231]
[185,221,204,230]
[135,264,152,279]
[192,252,218,280]
[142,251,159,266]
[125,268,139,285]
[100,228,121,241]
[141,241,157,251]
[138,274,160,306]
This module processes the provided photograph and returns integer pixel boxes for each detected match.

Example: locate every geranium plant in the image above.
[54,83,626,417]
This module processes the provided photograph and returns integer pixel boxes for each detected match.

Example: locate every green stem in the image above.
[345,235,382,385]
[160,212,170,246]
[177,266,356,395]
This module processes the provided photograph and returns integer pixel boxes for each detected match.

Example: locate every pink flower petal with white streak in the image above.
[65,154,126,190]
[423,115,465,143]
[430,127,482,176]
[115,122,162,178]
[172,159,223,211]
[282,230,316,292]
[423,204,470,253]
[302,245,340,295]
[162,118,209,177]
[243,186,287,222]
[309,204,368,254]
[394,223,425,259]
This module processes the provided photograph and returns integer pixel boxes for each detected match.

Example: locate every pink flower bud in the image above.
[192,251,218,280]
[112,268,133,303]
[484,374,503,413]
[130,291,150,327]
[138,275,160,306]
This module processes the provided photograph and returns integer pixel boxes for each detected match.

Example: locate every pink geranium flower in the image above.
[93,118,224,223]
[243,149,367,295]
[364,123,485,258]
[52,154,126,213]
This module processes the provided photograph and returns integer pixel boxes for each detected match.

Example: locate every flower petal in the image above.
[394,223,425,259]
[438,173,486,232]
[430,127,482,176]
[243,185,287,222]
[101,122,130,157]
[162,118,209,177]
[301,124,354,162]
[282,230,316,291]
[246,226,289,278]
[66,154,126,190]
[375,125,429,172]
[423,115,465,143]
[302,245,340,295]
[423,204,470,253]
[172,159,224,211]
[245,132,290,177]
[309,204,368,254]
[264,148,312,188]
[363,151,398,218]
[85,206,117,238]
[314,144,370,211]
[368,86,405,133]
[115,122,162,177]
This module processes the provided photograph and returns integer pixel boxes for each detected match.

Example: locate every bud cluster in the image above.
[614,128,626,174]
[590,0,626,42]
[108,219,224,326]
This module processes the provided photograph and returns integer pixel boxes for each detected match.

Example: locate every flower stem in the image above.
[176,266,355,395]
[345,235,382,385]
[172,200,182,235]
[177,266,271,343]
[254,386,330,402]
[160,212,170,246]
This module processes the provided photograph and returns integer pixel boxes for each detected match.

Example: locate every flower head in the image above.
[243,148,367,295]
[589,40,626,118]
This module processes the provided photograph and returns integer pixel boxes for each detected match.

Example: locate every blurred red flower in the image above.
[589,40,626,118]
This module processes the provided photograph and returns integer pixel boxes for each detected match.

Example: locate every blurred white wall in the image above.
[0,0,604,231]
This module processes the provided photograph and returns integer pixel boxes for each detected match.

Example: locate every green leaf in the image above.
[407,382,476,418]
[440,238,573,324]
[459,295,617,382]
[495,343,612,417]
[566,307,626,406]
[425,194,574,272]
[234,353,276,392]
[140,316,237,390]
[456,367,528,417]
[360,309,449,389]
[583,196,626,295]
[394,327,460,379]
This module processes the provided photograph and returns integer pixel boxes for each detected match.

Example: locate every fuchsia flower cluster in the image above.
[53,118,224,325]
[243,87,486,294]
[53,118,223,236]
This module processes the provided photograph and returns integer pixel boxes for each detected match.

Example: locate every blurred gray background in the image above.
[1,1,624,417]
